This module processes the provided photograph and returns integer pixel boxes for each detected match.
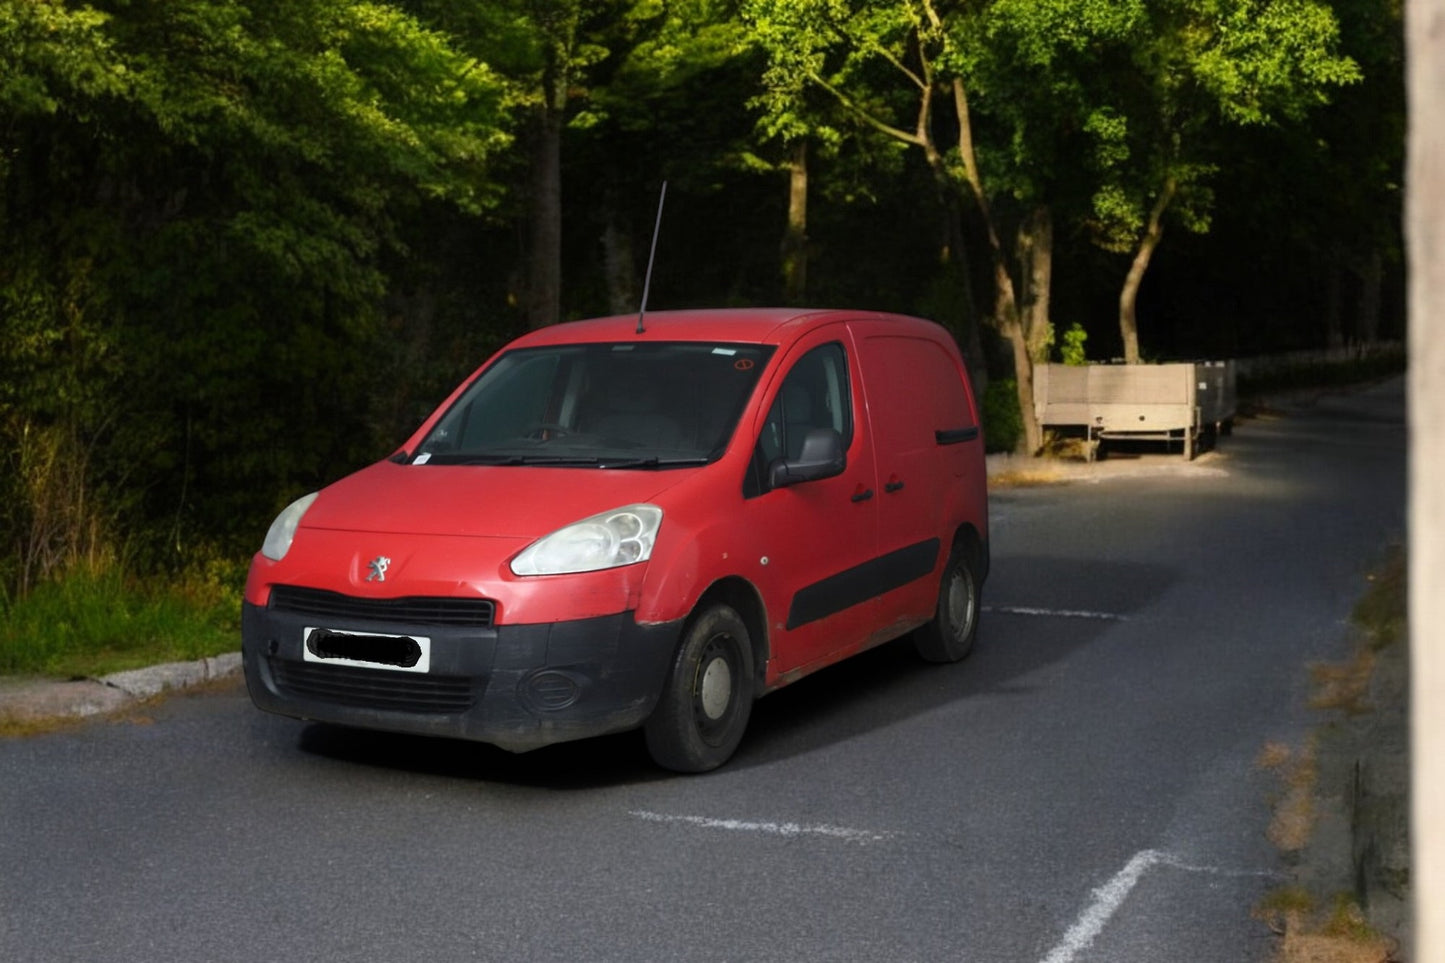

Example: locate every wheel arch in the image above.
[692,576,770,694]
[949,521,989,586]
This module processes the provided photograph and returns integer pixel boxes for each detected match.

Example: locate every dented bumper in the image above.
[241,599,682,753]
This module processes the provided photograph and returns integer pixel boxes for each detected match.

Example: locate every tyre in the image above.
[913,542,981,663]
[644,604,755,773]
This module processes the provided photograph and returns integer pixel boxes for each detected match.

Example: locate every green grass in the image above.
[1352,545,1406,651]
[0,565,242,679]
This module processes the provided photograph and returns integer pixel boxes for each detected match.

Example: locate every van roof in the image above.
[510,308,940,347]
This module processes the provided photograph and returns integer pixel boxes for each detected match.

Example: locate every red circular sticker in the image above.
[734,359,754,371]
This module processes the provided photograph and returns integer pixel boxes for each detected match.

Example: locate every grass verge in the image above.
[0,564,241,679]
[988,468,1069,489]
[1256,546,1408,963]
[0,712,87,740]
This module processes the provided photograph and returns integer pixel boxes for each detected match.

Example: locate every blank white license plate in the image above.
[303,627,432,673]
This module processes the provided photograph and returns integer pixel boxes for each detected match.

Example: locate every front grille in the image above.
[269,585,495,628]
[269,658,475,714]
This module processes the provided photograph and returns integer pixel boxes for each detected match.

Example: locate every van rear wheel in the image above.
[914,543,980,663]
[645,604,754,773]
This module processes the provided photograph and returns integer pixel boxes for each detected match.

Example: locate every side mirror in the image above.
[769,428,846,489]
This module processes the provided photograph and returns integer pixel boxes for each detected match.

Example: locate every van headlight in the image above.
[511,504,662,576]
[261,492,319,562]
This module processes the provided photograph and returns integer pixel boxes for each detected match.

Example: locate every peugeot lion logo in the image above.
[366,556,391,582]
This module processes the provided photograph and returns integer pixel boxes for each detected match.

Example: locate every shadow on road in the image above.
[289,553,1178,786]
[295,720,664,789]
[729,554,1178,771]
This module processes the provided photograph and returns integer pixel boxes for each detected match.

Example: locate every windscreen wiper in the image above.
[598,456,712,470]
[415,453,602,467]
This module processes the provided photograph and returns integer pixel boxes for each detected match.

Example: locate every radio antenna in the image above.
[636,181,667,335]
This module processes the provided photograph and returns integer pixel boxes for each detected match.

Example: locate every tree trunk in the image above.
[950,77,1041,453]
[781,141,809,304]
[524,106,563,329]
[1356,249,1383,343]
[1119,178,1176,363]
[1325,250,1345,348]
[947,202,988,393]
[924,162,985,391]
[601,198,636,315]
[1017,205,1054,364]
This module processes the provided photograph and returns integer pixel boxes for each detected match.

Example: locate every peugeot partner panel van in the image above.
[242,308,989,772]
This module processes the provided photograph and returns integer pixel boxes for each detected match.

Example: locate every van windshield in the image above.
[412,342,776,467]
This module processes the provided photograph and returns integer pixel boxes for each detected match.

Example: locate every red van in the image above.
[242,308,989,771]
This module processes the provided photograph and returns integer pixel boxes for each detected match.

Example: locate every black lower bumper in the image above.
[241,600,682,752]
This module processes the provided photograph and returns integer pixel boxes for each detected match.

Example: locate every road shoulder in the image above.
[0,654,243,731]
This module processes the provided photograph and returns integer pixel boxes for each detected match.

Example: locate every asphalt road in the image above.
[0,379,1406,963]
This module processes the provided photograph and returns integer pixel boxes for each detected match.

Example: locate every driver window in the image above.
[745,342,850,497]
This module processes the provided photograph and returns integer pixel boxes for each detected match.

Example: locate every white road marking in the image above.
[1041,850,1165,963]
[984,605,1128,621]
[1039,850,1286,963]
[628,810,897,844]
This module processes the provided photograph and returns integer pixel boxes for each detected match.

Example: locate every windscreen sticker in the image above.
[414,452,431,465]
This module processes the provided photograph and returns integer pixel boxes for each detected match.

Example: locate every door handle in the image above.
[851,485,874,503]
[884,475,905,494]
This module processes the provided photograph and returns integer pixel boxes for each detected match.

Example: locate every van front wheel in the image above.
[645,604,754,773]
[914,544,980,663]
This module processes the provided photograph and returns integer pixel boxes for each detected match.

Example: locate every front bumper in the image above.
[241,598,681,752]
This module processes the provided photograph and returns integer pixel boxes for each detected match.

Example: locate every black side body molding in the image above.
[786,539,941,630]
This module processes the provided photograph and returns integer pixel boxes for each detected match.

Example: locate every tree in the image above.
[573,0,767,311]
[950,0,1150,387]
[744,0,1008,411]
[1062,0,1362,362]
[420,0,675,328]
[745,0,1128,452]
[745,0,1363,459]
[0,0,132,590]
[0,0,512,589]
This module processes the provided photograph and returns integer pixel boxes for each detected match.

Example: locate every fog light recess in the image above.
[521,670,582,711]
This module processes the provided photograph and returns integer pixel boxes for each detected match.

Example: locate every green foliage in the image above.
[742,0,960,159]
[981,379,1023,454]
[0,0,126,119]
[0,564,241,678]
[1059,323,1088,365]
[0,0,516,591]
[0,0,1405,637]
[1351,544,1405,652]
[1072,0,1359,253]
[960,0,1147,203]
[1191,0,1363,125]
[1039,321,1089,364]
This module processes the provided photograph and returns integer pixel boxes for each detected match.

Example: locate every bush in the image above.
[1059,323,1088,366]
[0,566,241,678]
[982,379,1023,453]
